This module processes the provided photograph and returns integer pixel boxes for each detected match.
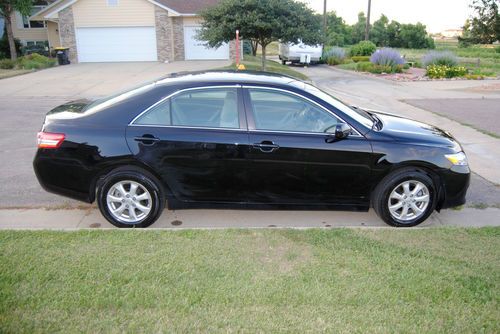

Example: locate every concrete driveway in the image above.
[0,61,230,98]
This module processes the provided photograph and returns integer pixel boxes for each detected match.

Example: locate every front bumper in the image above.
[439,165,470,209]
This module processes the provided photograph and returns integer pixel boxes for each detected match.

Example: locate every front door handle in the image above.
[134,134,160,145]
[253,141,279,153]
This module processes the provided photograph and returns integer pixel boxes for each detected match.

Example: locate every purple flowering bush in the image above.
[358,48,405,74]
[324,47,346,65]
[422,51,458,67]
[370,48,405,67]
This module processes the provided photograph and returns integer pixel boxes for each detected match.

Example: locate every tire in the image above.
[282,60,286,65]
[372,168,437,227]
[97,168,165,228]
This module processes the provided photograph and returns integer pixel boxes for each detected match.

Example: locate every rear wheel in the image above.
[372,169,436,227]
[97,168,165,228]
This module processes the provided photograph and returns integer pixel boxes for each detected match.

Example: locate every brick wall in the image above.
[59,7,77,63]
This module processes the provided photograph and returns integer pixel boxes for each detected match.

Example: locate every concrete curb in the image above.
[0,207,498,230]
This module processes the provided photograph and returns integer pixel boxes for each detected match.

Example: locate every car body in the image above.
[278,42,323,65]
[33,71,470,227]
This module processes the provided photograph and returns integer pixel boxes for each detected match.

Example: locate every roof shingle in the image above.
[155,0,220,14]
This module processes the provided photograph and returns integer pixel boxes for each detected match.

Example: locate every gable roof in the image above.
[31,0,219,20]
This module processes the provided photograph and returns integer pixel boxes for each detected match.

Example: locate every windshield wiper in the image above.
[369,113,383,130]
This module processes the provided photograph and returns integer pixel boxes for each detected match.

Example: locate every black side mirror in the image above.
[335,123,351,139]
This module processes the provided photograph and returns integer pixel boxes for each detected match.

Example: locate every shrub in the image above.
[0,29,22,59]
[350,41,376,56]
[356,61,373,72]
[426,65,467,79]
[370,48,404,67]
[422,51,458,67]
[351,56,370,63]
[0,59,15,69]
[324,47,346,65]
[16,53,56,70]
[357,61,403,74]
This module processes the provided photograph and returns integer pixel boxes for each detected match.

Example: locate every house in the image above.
[8,0,57,50]
[441,29,462,39]
[12,0,234,63]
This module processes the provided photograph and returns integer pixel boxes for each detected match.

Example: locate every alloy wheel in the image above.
[106,180,152,224]
[387,180,430,222]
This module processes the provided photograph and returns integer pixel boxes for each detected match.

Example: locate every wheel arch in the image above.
[371,162,445,210]
[88,160,173,203]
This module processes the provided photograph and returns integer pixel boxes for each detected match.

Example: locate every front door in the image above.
[243,87,373,206]
[126,86,249,203]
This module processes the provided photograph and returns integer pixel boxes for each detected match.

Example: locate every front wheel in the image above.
[372,169,437,227]
[97,168,165,228]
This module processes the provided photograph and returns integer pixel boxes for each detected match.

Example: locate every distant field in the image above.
[0,228,499,332]
[398,40,500,76]
[326,39,500,76]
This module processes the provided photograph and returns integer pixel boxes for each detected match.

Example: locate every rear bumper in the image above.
[282,56,321,63]
[33,151,93,203]
[439,166,470,209]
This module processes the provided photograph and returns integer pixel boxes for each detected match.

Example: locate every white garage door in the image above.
[184,26,229,60]
[76,27,157,62]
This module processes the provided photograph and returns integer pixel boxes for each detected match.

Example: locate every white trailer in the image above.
[278,42,323,65]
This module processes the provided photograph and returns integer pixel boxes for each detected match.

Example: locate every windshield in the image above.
[303,83,374,128]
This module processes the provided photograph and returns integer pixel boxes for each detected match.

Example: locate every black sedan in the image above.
[33,71,470,228]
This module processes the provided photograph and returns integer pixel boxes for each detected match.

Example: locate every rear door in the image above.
[126,86,250,203]
[243,87,373,206]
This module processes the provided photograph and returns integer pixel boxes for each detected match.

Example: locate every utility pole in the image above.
[365,0,372,40]
[323,0,327,47]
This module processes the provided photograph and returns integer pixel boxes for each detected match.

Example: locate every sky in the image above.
[300,0,474,33]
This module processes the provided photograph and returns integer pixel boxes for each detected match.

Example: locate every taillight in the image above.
[37,132,65,149]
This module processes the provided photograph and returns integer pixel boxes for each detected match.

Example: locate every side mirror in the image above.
[335,123,351,139]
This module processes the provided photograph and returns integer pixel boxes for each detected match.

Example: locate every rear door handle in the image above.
[253,141,279,153]
[134,134,160,145]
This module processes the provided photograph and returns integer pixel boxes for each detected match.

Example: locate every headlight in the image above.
[445,152,468,166]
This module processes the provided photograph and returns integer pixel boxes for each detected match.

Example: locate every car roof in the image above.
[153,70,303,88]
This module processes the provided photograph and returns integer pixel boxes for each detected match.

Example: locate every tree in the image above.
[371,14,389,46]
[460,0,499,44]
[0,25,21,58]
[399,23,434,48]
[386,20,402,47]
[351,12,367,44]
[198,0,322,70]
[325,11,352,46]
[0,0,33,60]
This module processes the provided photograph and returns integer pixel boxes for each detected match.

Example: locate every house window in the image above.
[107,0,119,6]
[18,5,47,29]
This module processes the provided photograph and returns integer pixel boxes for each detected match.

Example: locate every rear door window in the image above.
[134,88,240,129]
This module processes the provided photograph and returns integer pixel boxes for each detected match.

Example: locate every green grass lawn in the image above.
[1,228,499,333]
[223,55,309,81]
